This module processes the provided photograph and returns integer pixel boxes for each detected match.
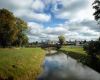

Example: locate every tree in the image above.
[58,35,65,46]
[13,18,28,46]
[0,9,28,47]
[0,9,18,47]
[82,1,100,72]
[84,40,100,58]
[83,39,100,72]
[84,0,100,57]
[13,33,28,47]
[55,35,66,50]
[89,0,100,56]
[93,0,100,22]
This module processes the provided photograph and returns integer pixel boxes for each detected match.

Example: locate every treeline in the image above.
[0,9,28,48]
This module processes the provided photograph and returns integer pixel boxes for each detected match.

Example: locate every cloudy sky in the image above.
[0,0,100,42]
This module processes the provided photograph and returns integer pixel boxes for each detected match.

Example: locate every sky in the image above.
[0,0,100,42]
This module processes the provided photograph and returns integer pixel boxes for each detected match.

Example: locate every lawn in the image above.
[60,46,87,60]
[0,48,45,80]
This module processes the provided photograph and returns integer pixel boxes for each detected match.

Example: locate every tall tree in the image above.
[0,9,28,47]
[58,35,65,46]
[83,0,100,61]
[93,0,100,22]
[0,9,18,47]
[14,18,28,46]
[84,0,100,56]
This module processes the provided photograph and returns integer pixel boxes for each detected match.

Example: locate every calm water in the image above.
[38,52,100,80]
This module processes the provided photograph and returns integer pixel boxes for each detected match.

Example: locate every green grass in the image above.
[0,48,45,80]
[61,46,86,54]
[60,46,100,73]
[60,46,87,60]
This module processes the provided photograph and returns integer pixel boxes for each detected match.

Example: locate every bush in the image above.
[83,40,100,56]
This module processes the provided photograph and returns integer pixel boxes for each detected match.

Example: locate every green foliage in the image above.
[91,1,100,72]
[83,39,100,72]
[55,35,66,49]
[93,0,100,21]
[58,35,66,45]
[0,9,18,47]
[0,9,28,47]
[83,39,100,56]
[13,18,28,46]
[92,0,100,56]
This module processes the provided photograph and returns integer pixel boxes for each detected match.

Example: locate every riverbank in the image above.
[0,48,45,80]
[59,46,100,73]
[59,46,87,60]
[38,53,100,80]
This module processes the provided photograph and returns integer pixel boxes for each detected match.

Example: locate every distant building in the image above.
[66,41,75,45]
[66,40,87,46]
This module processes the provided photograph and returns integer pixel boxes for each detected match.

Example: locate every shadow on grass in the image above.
[0,76,13,80]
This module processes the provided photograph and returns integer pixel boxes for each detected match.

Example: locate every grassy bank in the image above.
[60,46,87,60]
[0,48,45,80]
[60,46,100,72]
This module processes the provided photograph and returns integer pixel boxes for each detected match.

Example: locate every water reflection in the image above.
[38,53,100,80]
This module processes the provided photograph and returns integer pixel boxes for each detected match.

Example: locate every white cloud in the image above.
[44,26,68,35]
[0,0,32,9]
[55,12,70,19]
[80,27,99,36]
[0,0,51,22]
[10,0,33,8]
[0,0,95,22]
[27,21,99,42]
[32,0,45,12]
[0,0,99,42]
[28,22,43,35]
[73,0,94,21]
[55,0,95,21]
[15,9,51,22]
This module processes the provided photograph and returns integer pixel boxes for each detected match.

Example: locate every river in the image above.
[38,51,100,80]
